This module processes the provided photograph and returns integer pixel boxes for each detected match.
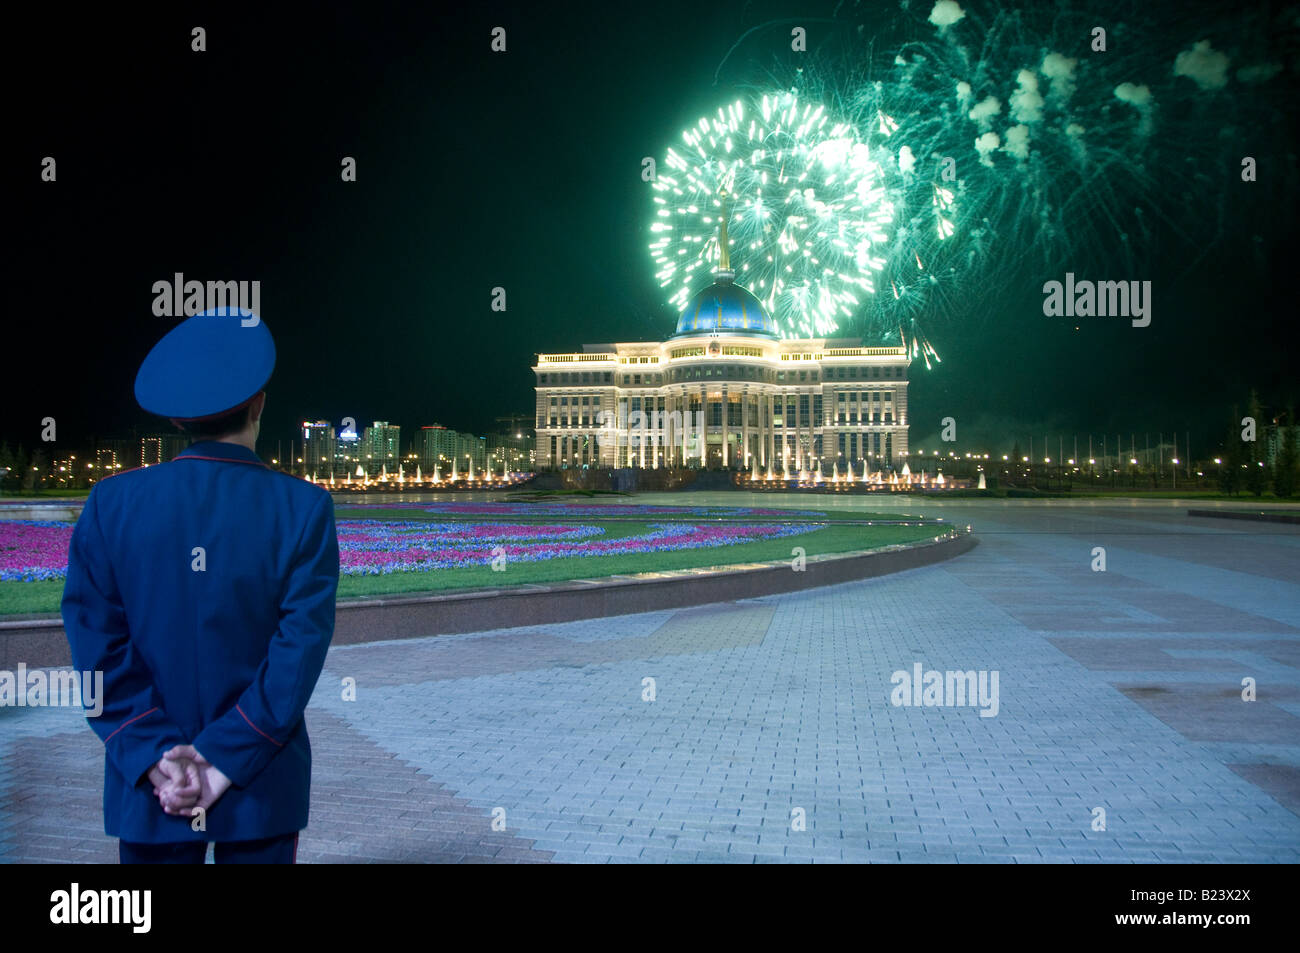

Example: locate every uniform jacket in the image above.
[61,440,339,843]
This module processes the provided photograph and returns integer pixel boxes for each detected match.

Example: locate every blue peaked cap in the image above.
[135,307,276,420]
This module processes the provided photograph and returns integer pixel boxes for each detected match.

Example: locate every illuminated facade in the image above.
[534,266,910,472]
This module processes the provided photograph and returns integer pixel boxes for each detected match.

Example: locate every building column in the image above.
[700,384,707,466]
[681,393,689,466]
[742,394,751,470]
[767,393,775,470]
[721,386,728,468]
[639,398,646,469]
[795,394,803,472]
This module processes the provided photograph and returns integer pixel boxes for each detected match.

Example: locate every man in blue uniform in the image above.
[62,307,339,864]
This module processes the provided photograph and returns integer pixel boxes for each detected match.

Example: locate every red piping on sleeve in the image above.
[104,706,159,744]
[236,704,284,746]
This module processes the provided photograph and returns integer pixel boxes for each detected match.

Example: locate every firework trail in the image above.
[658,0,1295,361]
[649,90,954,364]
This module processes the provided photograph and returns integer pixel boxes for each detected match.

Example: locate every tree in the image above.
[1243,391,1269,497]
[5,444,28,493]
[0,442,12,494]
[1216,408,1241,496]
[23,447,48,492]
[1274,412,1298,499]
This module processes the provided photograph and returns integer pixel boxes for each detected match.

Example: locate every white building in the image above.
[534,260,909,473]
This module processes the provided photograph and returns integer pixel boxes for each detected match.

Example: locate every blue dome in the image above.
[673,276,777,338]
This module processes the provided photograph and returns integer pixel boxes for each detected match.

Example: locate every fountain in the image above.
[977,472,986,490]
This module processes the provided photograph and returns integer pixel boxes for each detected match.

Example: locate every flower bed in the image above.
[1,518,823,581]
[336,502,829,519]
[0,521,73,582]
[337,520,820,575]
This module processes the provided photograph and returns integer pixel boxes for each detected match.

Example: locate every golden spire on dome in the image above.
[717,188,731,273]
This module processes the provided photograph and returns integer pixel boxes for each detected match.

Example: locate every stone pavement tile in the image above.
[4,497,1300,864]
[1225,763,1300,817]
[299,709,553,863]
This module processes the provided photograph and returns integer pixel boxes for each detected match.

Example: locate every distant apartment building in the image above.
[419,424,487,471]
[1264,420,1299,466]
[90,433,187,474]
[140,433,190,467]
[302,420,336,478]
[361,421,401,477]
[486,429,533,473]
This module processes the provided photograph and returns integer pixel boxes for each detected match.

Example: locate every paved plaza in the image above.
[2,495,1297,863]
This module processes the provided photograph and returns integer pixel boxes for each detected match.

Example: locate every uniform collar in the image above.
[176,440,266,465]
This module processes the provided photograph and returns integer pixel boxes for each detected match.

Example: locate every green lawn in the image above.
[0,520,947,617]
[335,505,932,522]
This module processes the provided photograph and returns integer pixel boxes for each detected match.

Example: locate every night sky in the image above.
[10,0,1298,458]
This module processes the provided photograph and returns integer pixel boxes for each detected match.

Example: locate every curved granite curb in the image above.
[0,531,976,667]
[1187,508,1300,525]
